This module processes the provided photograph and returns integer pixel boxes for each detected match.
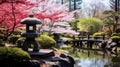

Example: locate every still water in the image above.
[75,58,110,67]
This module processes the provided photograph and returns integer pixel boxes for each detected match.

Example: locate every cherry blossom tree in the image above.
[31,0,78,35]
[0,0,78,40]
[0,0,38,40]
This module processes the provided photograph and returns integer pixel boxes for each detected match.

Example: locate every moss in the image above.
[0,47,31,62]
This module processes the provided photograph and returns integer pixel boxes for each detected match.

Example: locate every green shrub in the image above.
[0,39,4,46]
[52,33,60,42]
[13,30,22,35]
[111,36,120,42]
[36,35,56,49]
[105,30,112,37]
[8,35,20,44]
[16,37,25,47]
[93,32,105,36]
[111,33,120,36]
[0,39,4,43]
[0,47,31,62]
[0,34,4,39]
[79,18,101,34]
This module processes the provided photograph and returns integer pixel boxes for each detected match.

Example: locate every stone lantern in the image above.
[21,14,41,52]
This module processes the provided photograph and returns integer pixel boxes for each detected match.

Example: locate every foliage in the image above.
[0,1,33,33]
[69,19,80,31]
[0,0,77,37]
[93,32,105,36]
[104,30,112,37]
[36,35,56,49]
[111,33,120,36]
[0,34,4,39]
[103,10,120,34]
[16,37,25,47]
[0,39,3,43]
[111,36,120,42]
[12,30,22,35]
[53,33,60,42]
[8,35,20,44]
[0,39,4,46]
[0,0,38,41]
[78,17,101,34]
[33,0,77,35]
[0,47,31,62]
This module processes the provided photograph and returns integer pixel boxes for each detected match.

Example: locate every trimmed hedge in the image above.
[36,35,56,49]
[0,47,31,62]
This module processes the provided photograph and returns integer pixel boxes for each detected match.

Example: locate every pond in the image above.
[75,58,110,67]
[73,50,120,67]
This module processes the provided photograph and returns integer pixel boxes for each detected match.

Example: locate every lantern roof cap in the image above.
[21,14,41,24]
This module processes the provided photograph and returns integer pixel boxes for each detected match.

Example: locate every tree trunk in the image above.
[69,0,71,11]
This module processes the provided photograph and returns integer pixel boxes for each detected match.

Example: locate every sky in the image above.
[83,0,110,7]
[82,0,110,9]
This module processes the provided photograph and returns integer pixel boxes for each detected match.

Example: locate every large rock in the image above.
[41,53,75,67]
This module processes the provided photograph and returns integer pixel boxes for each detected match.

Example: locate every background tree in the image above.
[78,17,101,34]
[59,0,82,11]
[110,0,120,12]
[69,19,80,32]
[103,10,120,35]
[81,0,110,18]
[32,0,77,35]
[110,0,120,31]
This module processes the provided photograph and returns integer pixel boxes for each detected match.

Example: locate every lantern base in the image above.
[22,38,39,52]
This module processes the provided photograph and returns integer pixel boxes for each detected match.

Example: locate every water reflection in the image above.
[75,58,110,67]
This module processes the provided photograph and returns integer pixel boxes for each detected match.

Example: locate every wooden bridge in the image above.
[71,35,108,57]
